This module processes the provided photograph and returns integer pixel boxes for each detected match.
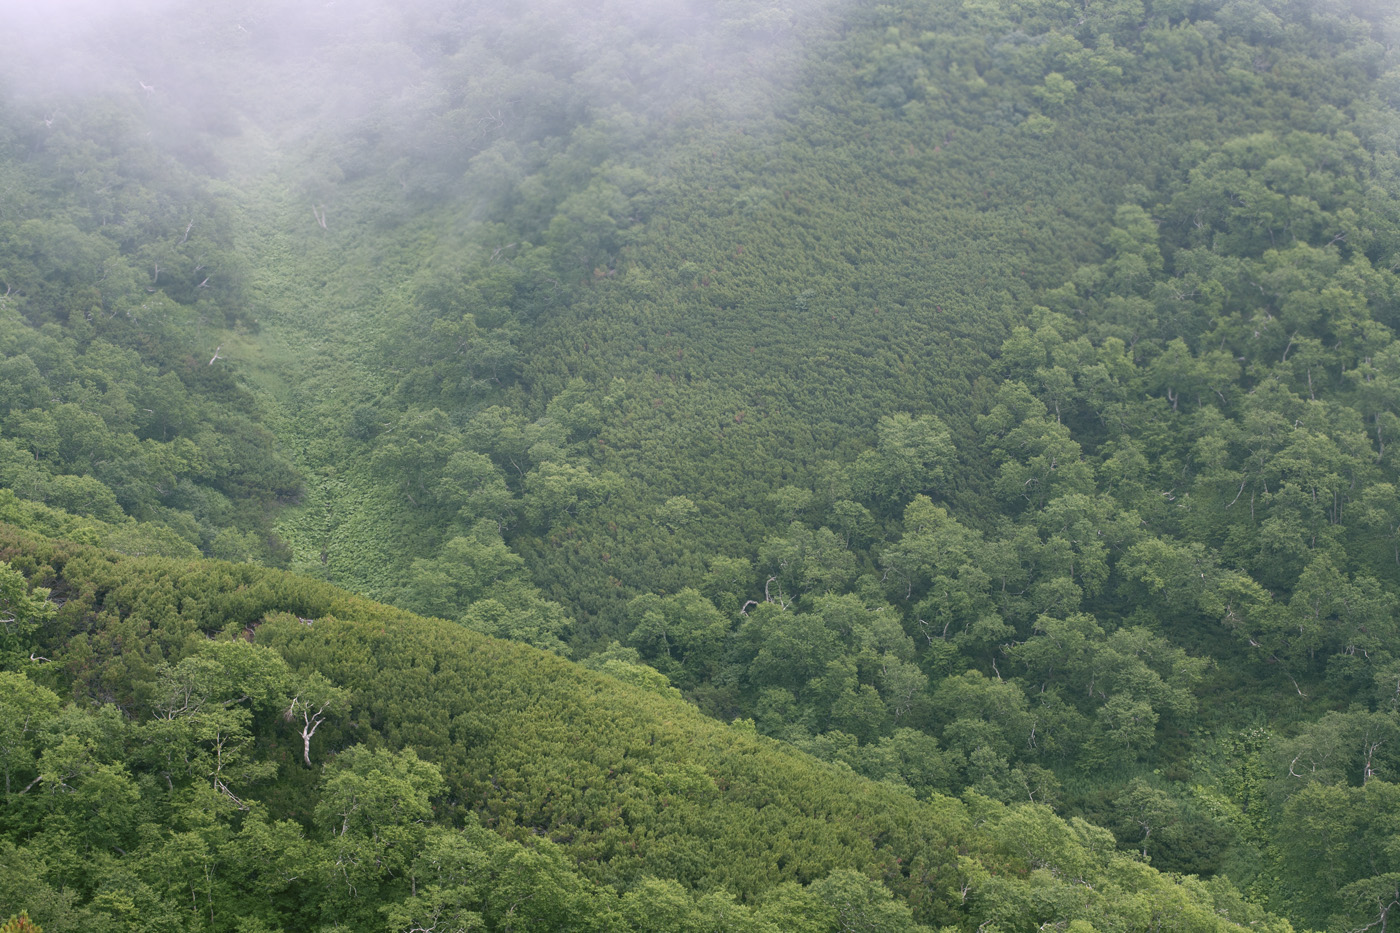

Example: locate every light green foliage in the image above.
[316,746,443,914]
[0,672,60,799]
[141,640,290,809]
[624,589,729,689]
[0,562,52,663]
[852,413,956,504]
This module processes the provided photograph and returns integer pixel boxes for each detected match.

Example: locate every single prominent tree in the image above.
[285,672,349,767]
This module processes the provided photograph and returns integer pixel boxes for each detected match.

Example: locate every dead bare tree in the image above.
[285,675,348,767]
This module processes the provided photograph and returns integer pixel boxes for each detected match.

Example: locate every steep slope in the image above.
[0,527,1290,932]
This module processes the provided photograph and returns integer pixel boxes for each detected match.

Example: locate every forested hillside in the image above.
[0,91,297,562]
[0,529,1290,931]
[3,0,1400,929]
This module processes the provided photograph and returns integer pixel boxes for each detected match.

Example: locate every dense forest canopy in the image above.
[3,0,1400,929]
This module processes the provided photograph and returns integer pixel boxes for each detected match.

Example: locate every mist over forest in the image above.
[4,0,833,173]
[2,0,1400,930]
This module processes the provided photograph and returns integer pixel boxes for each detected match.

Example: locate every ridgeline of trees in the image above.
[0,529,1288,932]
